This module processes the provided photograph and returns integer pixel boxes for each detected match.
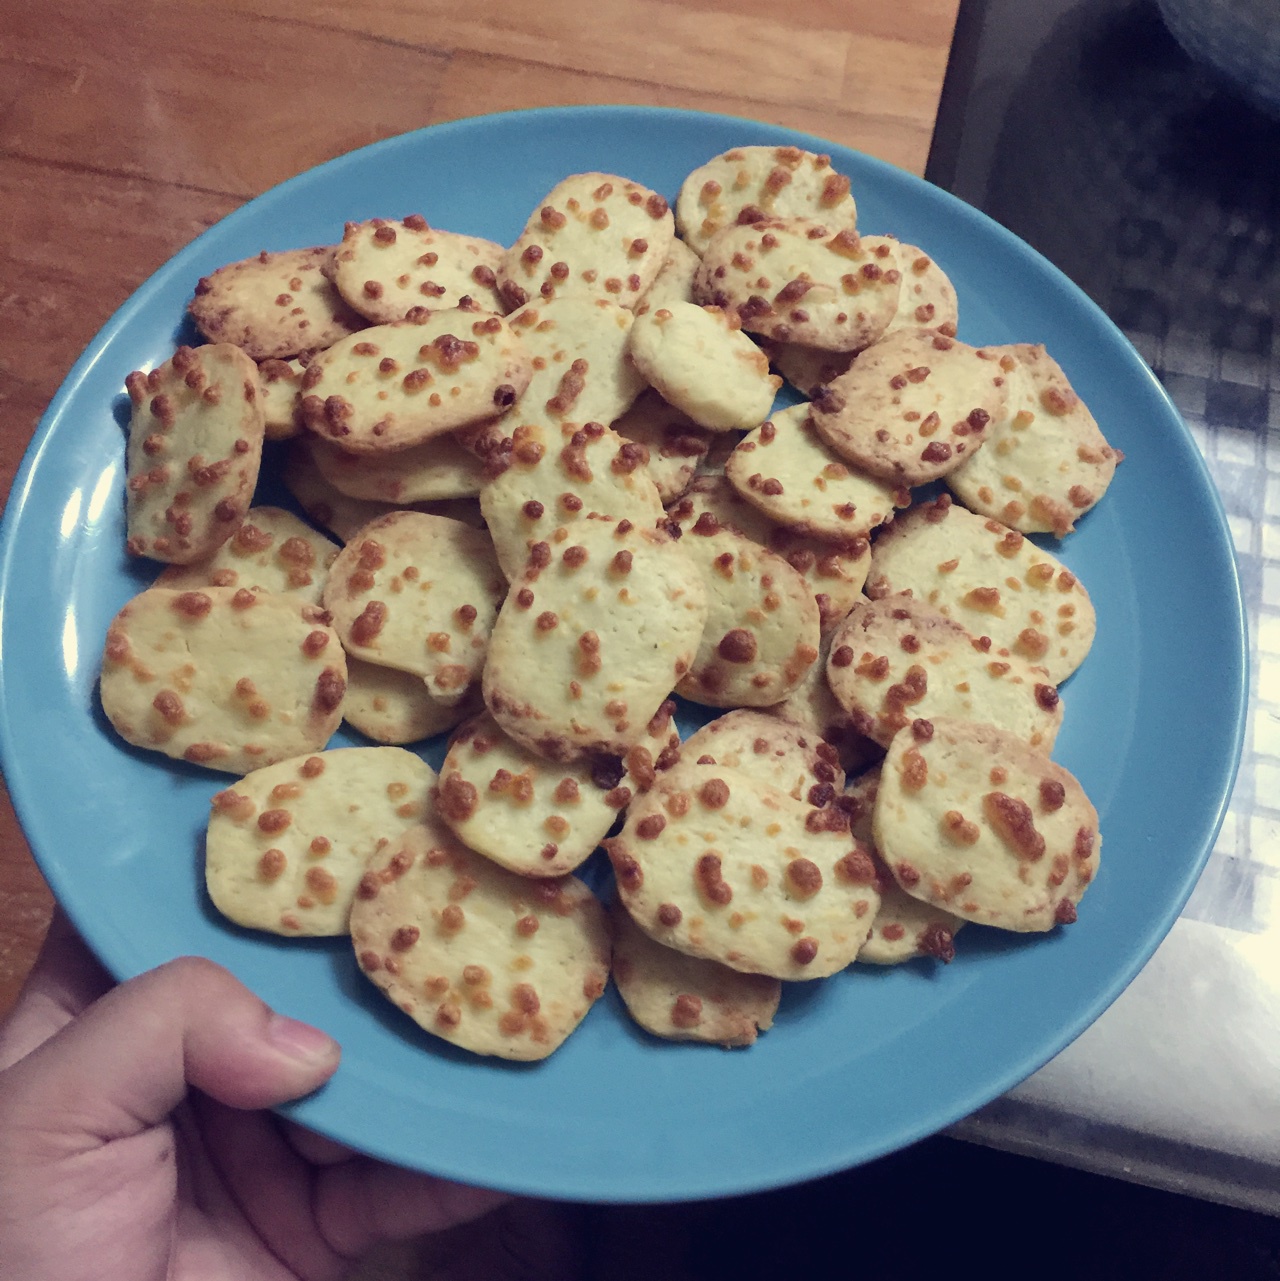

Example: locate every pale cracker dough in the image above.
[434,702,680,877]
[843,768,964,965]
[866,494,1096,684]
[606,758,880,980]
[308,433,486,505]
[189,246,366,360]
[299,307,532,453]
[873,717,1100,933]
[808,328,1009,486]
[205,746,434,936]
[676,145,858,257]
[826,595,1063,752]
[350,819,611,1060]
[323,511,506,705]
[628,302,781,432]
[99,585,346,774]
[695,219,900,352]
[124,344,265,565]
[330,217,506,322]
[479,420,665,581]
[342,657,480,745]
[155,505,339,606]
[947,343,1120,536]
[497,172,675,312]
[725,403,904,542]
[482,515,707,762]
[505,294,647,429]
[609,389,712,504]
[669,475,870,632]
[667,512,820,709]
[610,902,780,1047]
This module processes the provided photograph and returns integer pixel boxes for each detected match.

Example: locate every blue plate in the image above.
[0,106,1247,1202]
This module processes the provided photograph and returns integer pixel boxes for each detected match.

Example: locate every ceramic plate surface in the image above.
[0,106,1247,1202]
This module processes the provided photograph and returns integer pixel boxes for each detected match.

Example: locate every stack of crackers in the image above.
[98,145,1119,1059]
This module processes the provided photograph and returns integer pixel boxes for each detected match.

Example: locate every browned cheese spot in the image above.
[983,791,1046,861]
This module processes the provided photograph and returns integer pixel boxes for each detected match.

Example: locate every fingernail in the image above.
[266,1013,340,1065]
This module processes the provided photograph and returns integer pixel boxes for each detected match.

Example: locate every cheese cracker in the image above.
[330,217,506,322]
[606,759,880,980]
[866,495,1095,683]
[205,746,434,936]
[99,585,346,774]
[299,306,531,453]
[350,819,611,1060]
[482,516,707,761]
[124,344,265,564]
[189,246,366,360]
[323,512,506,705]
[873,718,1100,933]
[610,901,780,1047]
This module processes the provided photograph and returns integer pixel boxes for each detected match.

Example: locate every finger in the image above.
[313,1157,508,1261]
[278,1117,357,1167]
[0,954,340,1151]
[0,909,114,1070]
[416,1198,588,1281]
[187,1093,351,1281]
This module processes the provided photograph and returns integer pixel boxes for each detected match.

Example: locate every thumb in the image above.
[0,955,339,1146]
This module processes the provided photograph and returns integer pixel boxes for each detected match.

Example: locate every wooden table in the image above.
[0,0,958,1015]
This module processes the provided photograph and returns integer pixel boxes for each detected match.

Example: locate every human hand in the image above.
[0,912,508,1281]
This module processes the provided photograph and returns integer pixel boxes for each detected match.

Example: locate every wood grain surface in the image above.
[0,0,958,1014]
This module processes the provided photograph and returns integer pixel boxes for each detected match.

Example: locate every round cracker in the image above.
[675,145,858,257]
[282,437,412,542]
[947,343,1120,536]
[694,218,900,352]
[205,746,435,936]
[482,516,707,761]
[330,217,506,322]
[350,819,611,1061]
[866,494,1096,684]
[435,702,680,877]
[725,403,905,542]
[124,344,266,565]
[826,595,1063,752]
[873,717,1100,933]
[257,357,306,440]
[323,511,506,704]
[667,514,820,708]
[766,627,886,776]
[479,420,665,581]
[497,172,675,312]
[609,389,712,504]
[320,509,504,707]
[627,302,781,432]
[809,329,1009,486]
[189,246,366,360]
[154,505,339,605]
[881,242,959,339]
[610,901,780,1047]
[309,432,486,504]
[842,767,964,965]
[99,585,346,774]
[635,238,702,313]
[299,307,532,453]
[759,339,854,398]
[679,708,844,804]
[342,657,479,745]
[606,759,880,980]
[669,475,870,632]
[505,294,647,429]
